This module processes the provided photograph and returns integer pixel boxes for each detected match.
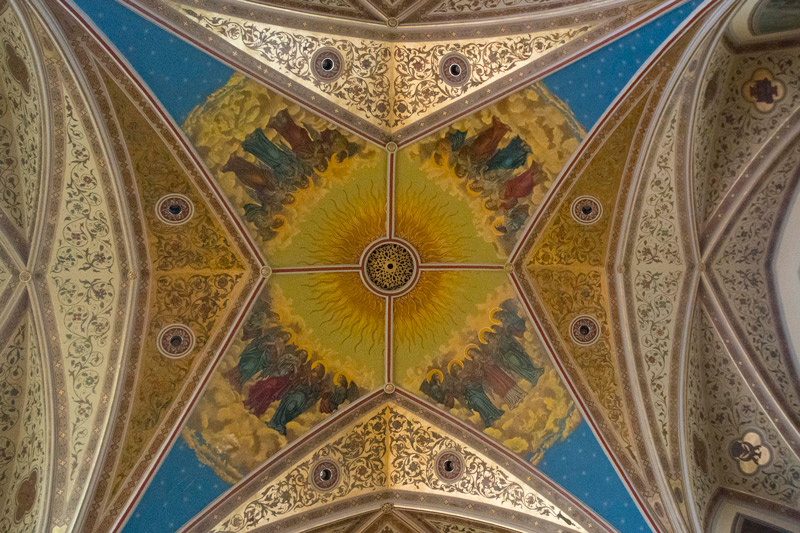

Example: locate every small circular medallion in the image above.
[18,271,31,283]
[384,383,396,395]
[310,459,340,491]
[156,194,193,225]
[569,316,600,345]
[440,53,470,86]
[157,324,195,359]
[570,196,602,225]
[311,48,344,82]
[364,242,416,294]
[435,450,464,482]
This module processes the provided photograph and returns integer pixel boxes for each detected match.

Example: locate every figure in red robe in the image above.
[244,366,294,417]
[501,160,545,209]
[268,109,314,155]
[462,116,511,164]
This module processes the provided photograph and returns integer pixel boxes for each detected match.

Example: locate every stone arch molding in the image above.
[1,1,262,532]
[0,1,53,531]
[504,0,800,530]
[610,0,800,531]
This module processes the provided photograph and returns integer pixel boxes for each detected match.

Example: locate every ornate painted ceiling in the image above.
[0,0,799,532]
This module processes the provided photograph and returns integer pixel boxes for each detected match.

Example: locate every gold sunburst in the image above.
[302,183,386,265]
[395,184,476,263]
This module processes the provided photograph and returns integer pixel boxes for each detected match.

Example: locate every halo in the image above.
[477,327,495,344]
[426,369,444,382]
[447,359,464,373]
[491,218,507,235]
[463,344,481,359]
[488,307,504,325]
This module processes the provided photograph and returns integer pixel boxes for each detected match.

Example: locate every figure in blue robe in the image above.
[224,329,286,389]
[464,380,504,428]
[242,128,305,182]
[268,364,325,435]
[485,136,530,172]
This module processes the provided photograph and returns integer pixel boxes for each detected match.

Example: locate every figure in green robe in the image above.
[242,128,305,183]
[484,329,543,387]
[464,380,504,428]
[224,328,287,389]
[445,363,504,428]
[268,362,325,435]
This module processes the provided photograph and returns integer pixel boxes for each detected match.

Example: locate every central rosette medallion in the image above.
[362,240,419,295]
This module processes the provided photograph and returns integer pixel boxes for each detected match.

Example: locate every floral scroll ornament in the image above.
[742,69,785,113]
[729,430,772,475]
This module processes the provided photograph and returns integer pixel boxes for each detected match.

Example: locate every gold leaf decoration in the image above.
[206,405,585,533]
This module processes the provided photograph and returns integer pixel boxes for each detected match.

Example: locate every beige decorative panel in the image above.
[684,306,718,524]
[193,404,590,533]
[522,92,655,463]
[121,0,696,143]
[207,0,381,23]
[626,97,686,460]
[301,512,374,533]
[29,14,133,529]
[0,247,15,303]
[698,48,800,224]
[431,0,580,12]
[45,82,122,506]
[410,0,662,23]
[512,13,712,531]
[691,39,733,227]
[693,309,800,511]
[418,511,525,532]
[95,70,251,506]
[31,3,262,530]
[708,140,800,431]
[0,3,43,247]
[0,309,47,533]
[167,1,593,132]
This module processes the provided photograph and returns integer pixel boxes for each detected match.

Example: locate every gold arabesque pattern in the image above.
[197,405,588,533]
[95,69,252,500]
